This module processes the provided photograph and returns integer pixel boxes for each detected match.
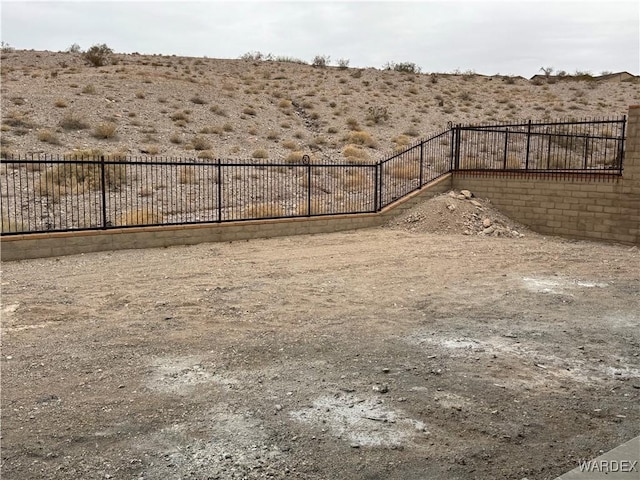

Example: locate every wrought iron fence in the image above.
[452,117,625,173]
[0,116,627,235]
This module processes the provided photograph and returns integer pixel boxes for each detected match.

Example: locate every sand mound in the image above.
[385,190,533,238]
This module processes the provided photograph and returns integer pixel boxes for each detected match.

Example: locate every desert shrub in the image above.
[170,111,189,122]
[337,58,350,69]
[59,112,89,130]
[285,151,314,164]
[252,149,268,159]
[403,126,420,137]
[115,209,163,226]
[348,131,376,147]
[54,98,68,108]
[83,43,113,67]
[141,145,160,155]
[197,150,215,160]
[37,129,62,145]
[282,140,298,150]
[135,90,145,99]
[66,43,82,53]
[243,106,257,116]
[169,132,183,144]
[312,54,330,68]
[82,84,96,94]
[266,131,279,140]
[222,122,234,132]
[245,202,285,219]
[384,61,421,74]
[191,136,212,151]
[342,144,370,163]
[346,117,360,130]
[366,106,389,124]
[93,122,117,139]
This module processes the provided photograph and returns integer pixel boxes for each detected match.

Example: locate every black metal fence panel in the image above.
[454,117,625,173]
[0,117,627,236]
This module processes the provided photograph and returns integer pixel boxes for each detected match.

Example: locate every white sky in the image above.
[1,0,638,77]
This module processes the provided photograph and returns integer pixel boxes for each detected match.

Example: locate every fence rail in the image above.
[0,116,626,235]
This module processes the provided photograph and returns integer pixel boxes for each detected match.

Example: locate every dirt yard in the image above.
[1,223,639,479]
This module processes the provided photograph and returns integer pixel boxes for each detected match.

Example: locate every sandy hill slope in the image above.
[1,49,638,163]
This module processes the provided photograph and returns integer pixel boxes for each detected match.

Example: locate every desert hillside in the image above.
[1,49,638,163]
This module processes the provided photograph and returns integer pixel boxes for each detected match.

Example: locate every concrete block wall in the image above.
[0,174,453,261]
[452,106,640,245]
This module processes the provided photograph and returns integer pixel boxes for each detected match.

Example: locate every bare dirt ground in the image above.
[1,209,639,479]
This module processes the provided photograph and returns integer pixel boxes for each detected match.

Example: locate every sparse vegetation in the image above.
[60,112,89,130]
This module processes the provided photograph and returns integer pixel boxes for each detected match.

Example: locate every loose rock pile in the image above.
[385,190,531,238]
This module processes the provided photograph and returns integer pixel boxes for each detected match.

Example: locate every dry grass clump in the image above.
[93,122,117,139]
[281,140,298,150]
[169,132,183,144]
[60,112,89,130]
[392,134,412,149]
[191,136,212,151]
[114,208,163,226]
[54,98,68,108]
[244,202,285,219]
[252,148,268,159]
[342,144,370,163]
[141,145,160,155]
[348,130,376,147]
[197,150,215,160]
[82,84,97,94]
[37,129,62,145]
[284,151,315,164]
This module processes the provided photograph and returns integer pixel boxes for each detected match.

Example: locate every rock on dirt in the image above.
[384,190,531,238]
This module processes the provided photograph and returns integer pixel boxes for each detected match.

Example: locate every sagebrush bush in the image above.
[342,144,370,163]
[179,166,198,184]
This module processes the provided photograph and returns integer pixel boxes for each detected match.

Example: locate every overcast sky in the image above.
[1,0,638,77]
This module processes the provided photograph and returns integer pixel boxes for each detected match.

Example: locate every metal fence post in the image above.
[619,115,626,174]
[525,120,532,170]
[374,162,380,212]
[100,155,107,229]
[503,128,509,169]
[419,141,425,186]
[305,155,312,216]
[217,158,222,222]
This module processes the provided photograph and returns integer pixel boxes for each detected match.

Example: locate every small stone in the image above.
[350,443,360,448]
[460,190,472,199]
[5,356,12,360]
[470,200,483,208]
[483,226,495,235]
[447,204,456,211]
[382,368,390,374]
[482,218,492,228]
[275,404,282,411]
[456,194,466,200]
